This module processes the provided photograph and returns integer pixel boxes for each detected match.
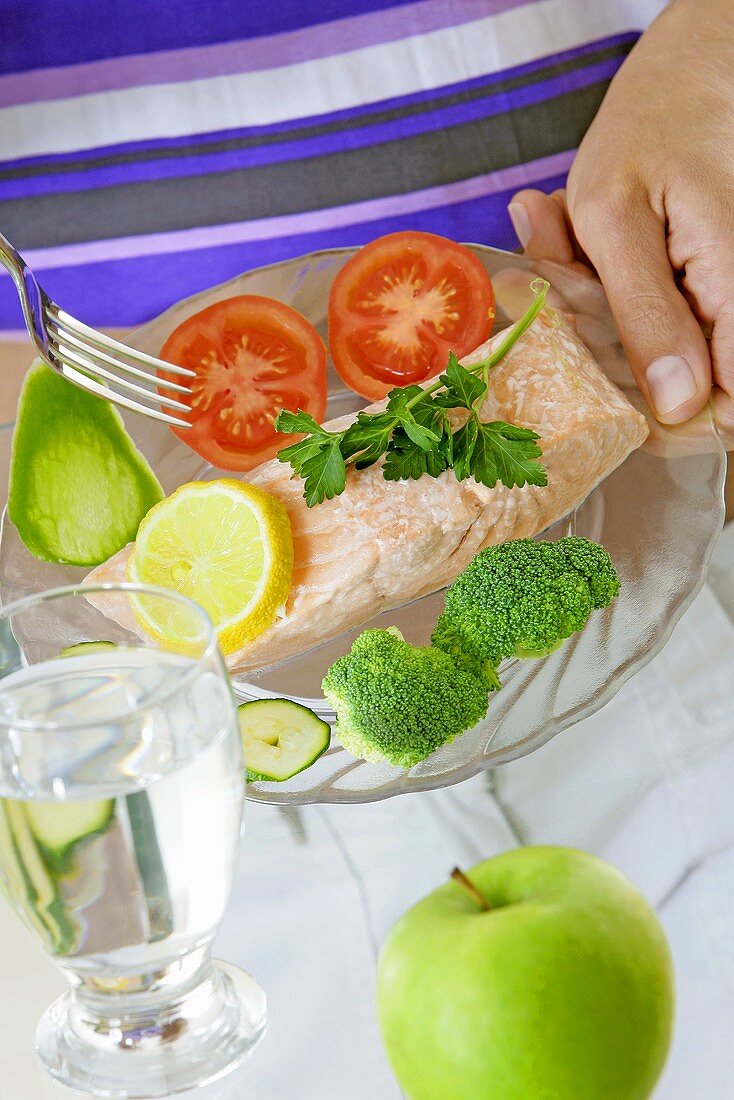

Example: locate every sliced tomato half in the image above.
[328,231,495,402]
[158,295,327,472]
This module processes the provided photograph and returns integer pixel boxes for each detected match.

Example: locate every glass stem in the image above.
[67,944,218,1043]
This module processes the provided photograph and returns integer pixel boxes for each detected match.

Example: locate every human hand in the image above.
[508,0,734,436]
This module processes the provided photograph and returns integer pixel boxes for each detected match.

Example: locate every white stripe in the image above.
[0,0,665,160]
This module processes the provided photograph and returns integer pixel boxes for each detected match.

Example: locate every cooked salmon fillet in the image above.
[87,314,648,671]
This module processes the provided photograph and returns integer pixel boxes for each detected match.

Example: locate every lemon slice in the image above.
[127,479,293,655]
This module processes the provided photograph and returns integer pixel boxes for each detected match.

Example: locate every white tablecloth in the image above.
[2,529,733,1100]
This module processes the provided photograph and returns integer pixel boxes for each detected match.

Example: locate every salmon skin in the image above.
[87,314,648,672]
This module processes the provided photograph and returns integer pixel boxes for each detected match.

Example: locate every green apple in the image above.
[377,847,673,1100]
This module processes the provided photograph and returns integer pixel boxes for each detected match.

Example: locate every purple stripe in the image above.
[1,1,418,75]
[0,0,530,108]
[0,61,616,201]
[0,166,570,331]
[5,151,575,276]
[0,32,638,172]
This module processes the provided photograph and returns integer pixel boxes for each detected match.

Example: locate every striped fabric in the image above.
[0,0,666,334]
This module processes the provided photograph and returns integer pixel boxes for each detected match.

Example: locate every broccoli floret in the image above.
[557,536,620,609]
[427,626,503,693]
[322,627,489,769]
[431,537,620,669]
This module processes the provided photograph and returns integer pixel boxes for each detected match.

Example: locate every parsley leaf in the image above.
[299,440,347,507]
[276,409,344,478]
[275,409,330,437]
[434,352,487,411]
[451,418,478,481]
[400,416,441,451]
[275,408,348,505]
[341,411,396,468]
[383,427,451,482]
[382,433,429,482]
[383,404,452,482]
[470,422,546,489]
[385,388,441,450]
[385,385,427,409]
[276,434,331,472]
[409,395,444,431]
[277,404,345,477]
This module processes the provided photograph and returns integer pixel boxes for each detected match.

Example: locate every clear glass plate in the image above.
[0,247,725,804]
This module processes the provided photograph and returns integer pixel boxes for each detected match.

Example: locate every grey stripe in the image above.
[0,41,632,181]
[1,82,610,250]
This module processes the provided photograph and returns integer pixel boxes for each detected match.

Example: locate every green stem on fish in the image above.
[402,279,549,414]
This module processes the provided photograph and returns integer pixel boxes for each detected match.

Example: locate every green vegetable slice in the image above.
[3,800,78,954]
[0,801,50,944]
[238,699,330,782]
[8,361,163,566]
[59,641,117,658]
[25,800,114,871]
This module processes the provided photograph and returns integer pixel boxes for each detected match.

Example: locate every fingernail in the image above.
[508,202,531,249]
[645,355,697,417]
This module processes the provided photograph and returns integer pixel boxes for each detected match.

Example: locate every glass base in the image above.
[35,961,267,1099]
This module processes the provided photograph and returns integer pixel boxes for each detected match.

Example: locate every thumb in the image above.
[570,198,711,424]
[509,188,577,264]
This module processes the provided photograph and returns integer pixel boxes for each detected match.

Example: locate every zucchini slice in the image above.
[3,801,78,954]
[59,641,117,658]
[238,699,330,782]
[0,802,50,944]
[25,799,114,874]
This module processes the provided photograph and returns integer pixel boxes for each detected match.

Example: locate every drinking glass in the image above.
[0,583,266,1098]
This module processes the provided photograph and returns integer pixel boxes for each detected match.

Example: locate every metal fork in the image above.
[0,231,193,427]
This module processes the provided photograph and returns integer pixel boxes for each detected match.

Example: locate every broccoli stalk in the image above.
[322,627,490,769]
[431,537,620,672]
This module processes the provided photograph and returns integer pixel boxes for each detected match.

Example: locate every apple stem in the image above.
[450,867,492,911]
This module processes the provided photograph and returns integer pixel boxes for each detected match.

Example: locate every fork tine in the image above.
[45,318,191,395]
[48,304,197,379]
[57,363,191,427]
[48,335,192,414]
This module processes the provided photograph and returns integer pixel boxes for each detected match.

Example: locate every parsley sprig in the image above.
[275,280,550,507]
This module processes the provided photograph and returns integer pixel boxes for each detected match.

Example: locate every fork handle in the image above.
[0,230,49,359]
[0,230,26,275]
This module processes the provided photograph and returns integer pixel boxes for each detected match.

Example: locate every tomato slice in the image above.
[328,231,495,402]
[158,295,327,472]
